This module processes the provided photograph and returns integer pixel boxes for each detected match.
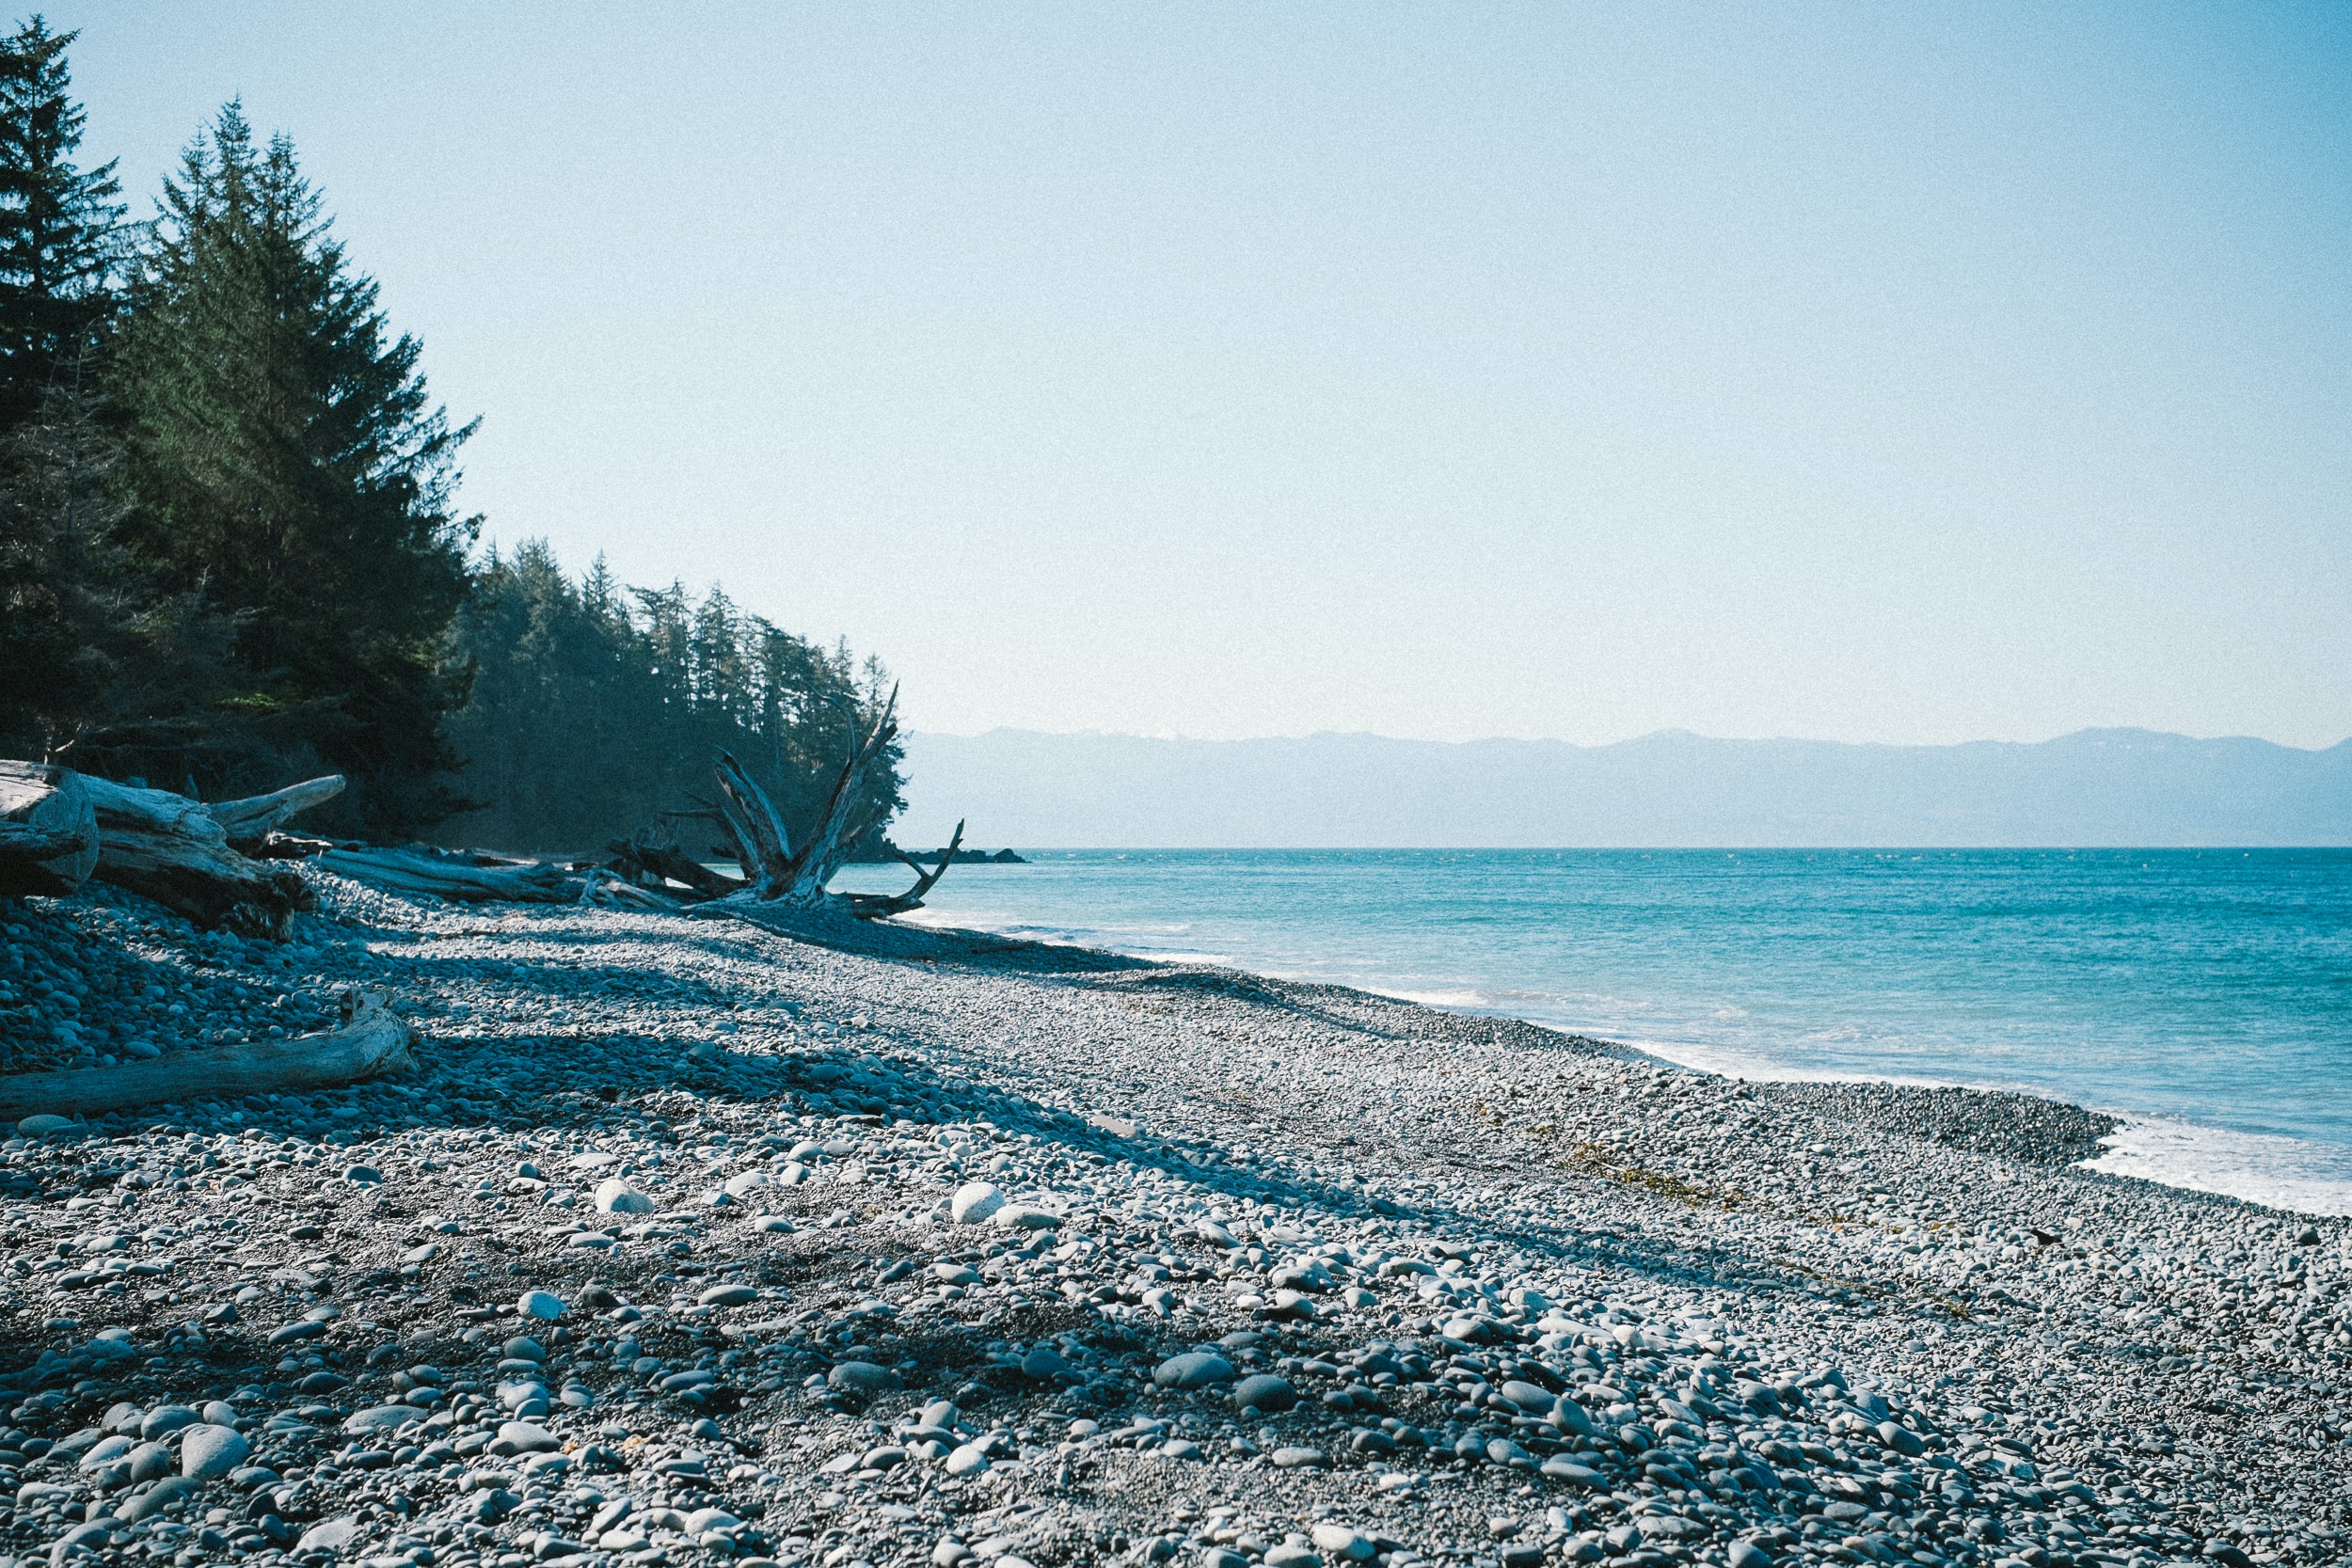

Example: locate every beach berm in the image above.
[0,872,2342,1567]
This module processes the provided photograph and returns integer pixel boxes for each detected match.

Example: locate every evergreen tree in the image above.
[109,104,477,835]
[443,542,905,857]
[0,14,120,432]
[0,370,241,768]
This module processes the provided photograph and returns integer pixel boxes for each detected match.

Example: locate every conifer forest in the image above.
[0,19,903,854]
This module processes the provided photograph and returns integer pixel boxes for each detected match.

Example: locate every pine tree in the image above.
[109,104,477,835]
[0,14,121,432]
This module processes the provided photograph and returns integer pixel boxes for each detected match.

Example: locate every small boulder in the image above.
[595,1178,655,1213]
[827,1361,903,1395]
[950,1182,1004,1226]
[1232,1373,1299,1413]
[1152,1351,1234,1390]
[1020,1345,1073,1381]
[181,1425,250,1482]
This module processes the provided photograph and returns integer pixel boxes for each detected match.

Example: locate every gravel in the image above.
[0,872,2343,1568]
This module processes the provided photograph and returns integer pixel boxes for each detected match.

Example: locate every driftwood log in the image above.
[77,773,316,941]
[0,990,418,1121]
[0,761,98,896]
[315,846,580,903]
[207,774,346,851]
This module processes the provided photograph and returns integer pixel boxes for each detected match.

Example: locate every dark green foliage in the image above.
[0,15,120,433]
[107,104,477,837]
[444,540,905,856]
[0,367,244,769]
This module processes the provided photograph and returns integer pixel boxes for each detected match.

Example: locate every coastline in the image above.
[865,881,2352,1222]
[0,876,2344,1568]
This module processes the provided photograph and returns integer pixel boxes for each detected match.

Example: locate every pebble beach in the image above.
[0,872,2344,1568]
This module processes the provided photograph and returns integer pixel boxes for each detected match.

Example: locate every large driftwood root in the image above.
[0,761,97,896]
[0,989,419,1121]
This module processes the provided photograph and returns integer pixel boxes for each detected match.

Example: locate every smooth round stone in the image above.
[567,1231,616,1249]
[126,1442,173,1483]
[516,1290,565,1322]
[933,1262,979,1285]
[77,1435,134,1470]
[343,1165,383,1184]
[297,1517,360,1554]
[698,1284,757,1308]
[498,1421,560,1452]
[1232,1373,1298,1412]
[992,1205,1060,1230]
[1270,1446,1328,1469]
[199,1402,237,1427]
[1152,1352,1234,1390]
[1021,1345,1073,1381]
[950,1182,1004,1226]
[342,1405,420,1435]
[1501,1380,1557,1414]
[181,1425,250,1481]
[504,1336,548,1361]
[1550,1399,1597,1435]
[1486,1437,1534,1468]
[119,1475,199,1523]
[1311,1524,1376,1561]
[754,1215,795,1234]
[945,1444,991,1476]
[1539,1456,1607,1488]
[16,1115,72,1136]
[138,1405,199,1441]
[595,1178,655,1213]
[1727,1543,1775,1568]
[1877,1420,1926,1458]
[827,1361,903,1394]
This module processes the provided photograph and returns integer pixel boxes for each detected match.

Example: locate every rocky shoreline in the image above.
[0,874,2344,1568]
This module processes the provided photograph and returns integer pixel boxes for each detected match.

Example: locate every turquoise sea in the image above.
[832,848,2352,1214]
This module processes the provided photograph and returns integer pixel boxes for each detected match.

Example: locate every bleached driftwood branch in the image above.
[847,817,963,920]
[0,990,419,1121]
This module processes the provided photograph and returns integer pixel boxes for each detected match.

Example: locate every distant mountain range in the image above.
[889,727,2352,847]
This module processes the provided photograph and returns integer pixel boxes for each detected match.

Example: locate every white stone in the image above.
[595,1178,655,1213]
[950,1182,1004,1226]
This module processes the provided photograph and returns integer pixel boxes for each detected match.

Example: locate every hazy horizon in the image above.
[886,725,2352,847]
[907,721,2352,754]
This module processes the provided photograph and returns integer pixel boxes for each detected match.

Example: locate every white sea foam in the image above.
[2083,1116,2352,1216]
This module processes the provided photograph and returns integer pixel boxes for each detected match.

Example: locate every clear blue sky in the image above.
[62,2,2352,748]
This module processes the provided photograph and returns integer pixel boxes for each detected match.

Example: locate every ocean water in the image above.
[829,848,2352,1214]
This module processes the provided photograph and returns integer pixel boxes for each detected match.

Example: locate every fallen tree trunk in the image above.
[79,774,313,940]
[0,761,97,897]
[0,990,418,1121]
[316,845,580,903]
